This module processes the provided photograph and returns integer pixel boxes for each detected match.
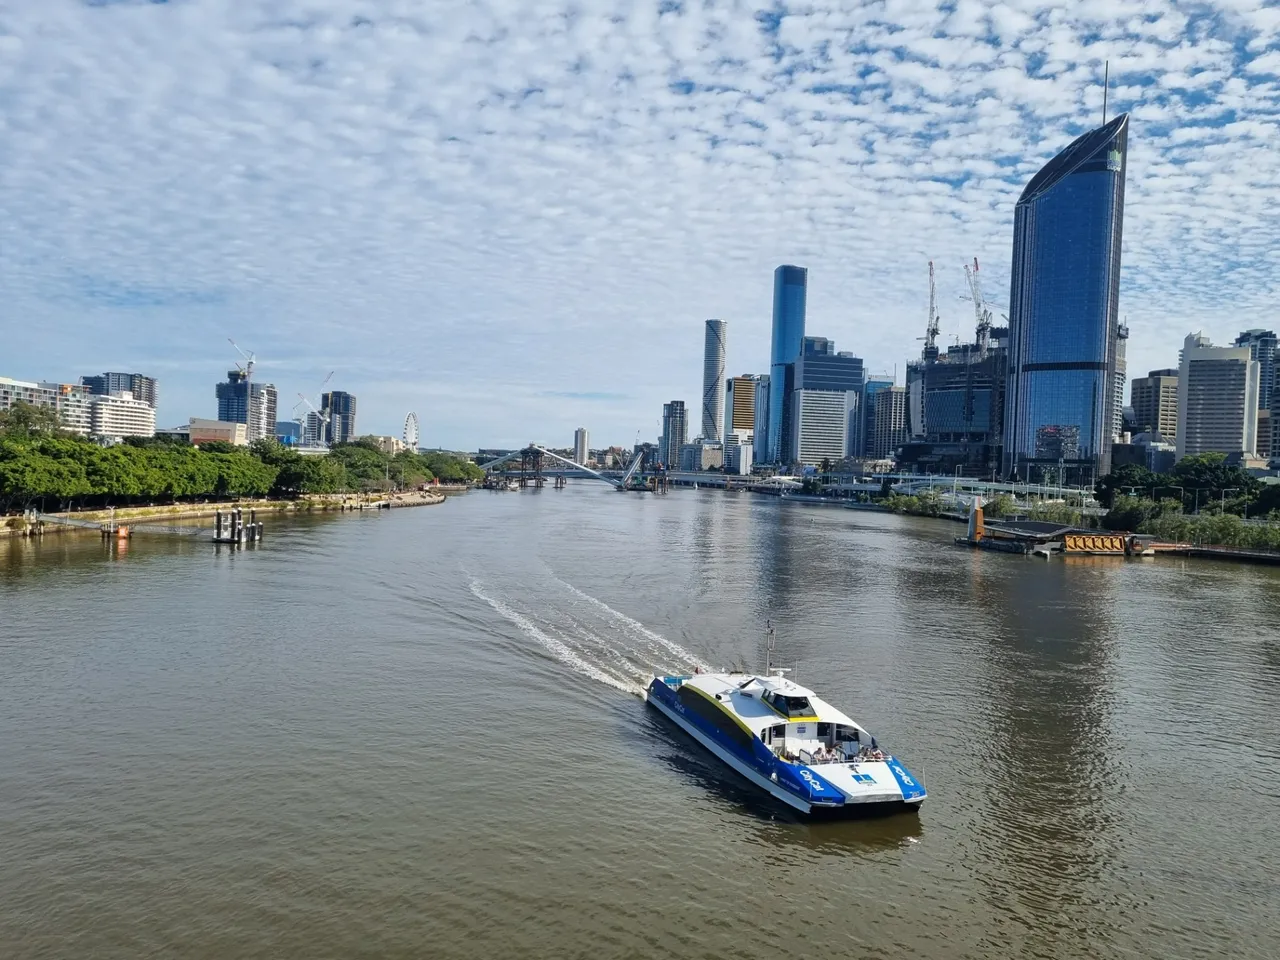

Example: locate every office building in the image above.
[791,390,856,466]
[81,372,158,409]
[573,427,589,465]
[1130,369,1179,439]
[659,400,688,469]
[766,265,807,462]
[1111,323,1128,441]
[38,382,94,436]
[1176,333,1259,460]
[898,329,1009,476]
[275,421,302,444]
[869,386,908,460]
[701,320,727,442]
[751,375,770,463]
[790,336,864,464]
[216,371,278,442]
[679,439,723,471]
[320,391,357,445]
[1003,114,1129,485]
[1111,432,1176,474]
[1233,329,1277,413]
[724,433,753,475]
[724,375,759,441]
[1257,410,1272,459]
[859,376,895,457]
[91,391,156,439]
[190,418,249,446]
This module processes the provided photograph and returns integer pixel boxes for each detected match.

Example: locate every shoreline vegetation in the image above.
[0,401,484,534]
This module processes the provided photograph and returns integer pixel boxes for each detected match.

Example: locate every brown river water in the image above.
[3,485,1279,959]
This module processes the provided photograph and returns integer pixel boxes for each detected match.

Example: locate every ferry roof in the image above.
[682,672,863,736]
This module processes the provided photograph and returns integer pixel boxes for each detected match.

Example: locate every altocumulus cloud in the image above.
[0,0,1277,446]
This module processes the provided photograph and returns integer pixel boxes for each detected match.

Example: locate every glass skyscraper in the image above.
[1003,114,1128,485]
[766,265,807,463]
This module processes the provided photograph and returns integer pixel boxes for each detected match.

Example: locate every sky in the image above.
[2,0,1279,449]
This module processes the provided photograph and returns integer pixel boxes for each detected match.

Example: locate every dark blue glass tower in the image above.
[767,265,807,462]
[1003,114,1128,485]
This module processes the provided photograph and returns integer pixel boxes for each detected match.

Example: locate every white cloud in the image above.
[0,0,1277,447]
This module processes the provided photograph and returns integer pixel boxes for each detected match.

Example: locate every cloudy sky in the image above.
[2,0,1278,448]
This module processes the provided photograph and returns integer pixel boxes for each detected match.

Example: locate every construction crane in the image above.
[920,260,941,361]
[294,371,336,447]
[963,258,994,357]
[228,338,256,380]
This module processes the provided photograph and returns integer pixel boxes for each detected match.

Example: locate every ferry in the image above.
[645,666,926,817]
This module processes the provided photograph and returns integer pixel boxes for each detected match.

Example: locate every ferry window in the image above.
[676,686,754,752]
[817,723,831,738]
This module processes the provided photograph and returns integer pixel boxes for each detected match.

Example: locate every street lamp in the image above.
[1221,488,1238,514]
[1156,485,1185,513]
[953,464,962,504]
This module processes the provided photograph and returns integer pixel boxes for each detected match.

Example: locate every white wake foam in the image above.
[470,579,644,695]
[550,575,713,672]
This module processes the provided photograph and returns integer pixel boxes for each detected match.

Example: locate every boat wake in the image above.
[467,574,708,697]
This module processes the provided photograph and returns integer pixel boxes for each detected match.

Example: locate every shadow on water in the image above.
[636,707,924,857]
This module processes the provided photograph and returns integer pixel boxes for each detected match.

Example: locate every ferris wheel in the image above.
[403,412,420,450]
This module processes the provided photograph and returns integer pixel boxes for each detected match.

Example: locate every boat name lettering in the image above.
[890,763,915,787]
[799,769,827,792]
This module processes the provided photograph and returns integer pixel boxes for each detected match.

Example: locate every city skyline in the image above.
[3,3,1279,447]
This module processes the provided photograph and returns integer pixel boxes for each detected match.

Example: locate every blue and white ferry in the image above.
[646,667,926,817]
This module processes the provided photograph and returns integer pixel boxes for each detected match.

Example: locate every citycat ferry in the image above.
[645,666,926,817]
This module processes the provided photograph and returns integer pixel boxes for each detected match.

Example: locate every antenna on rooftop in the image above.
[1102,60,1109,125]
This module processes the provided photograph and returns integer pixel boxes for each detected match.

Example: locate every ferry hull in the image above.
[645,682,923,819]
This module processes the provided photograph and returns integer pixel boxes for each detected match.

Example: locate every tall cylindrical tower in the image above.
[701,320,727,442]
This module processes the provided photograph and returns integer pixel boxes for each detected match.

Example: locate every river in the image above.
[3,486,1279,959]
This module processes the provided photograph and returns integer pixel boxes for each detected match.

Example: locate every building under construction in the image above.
[899,260,1008,477]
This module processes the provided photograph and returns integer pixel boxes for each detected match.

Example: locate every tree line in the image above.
[1095,453,1280,530]
[0,401,483,512]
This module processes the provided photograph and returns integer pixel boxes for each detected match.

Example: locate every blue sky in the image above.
[2,0,1279,448]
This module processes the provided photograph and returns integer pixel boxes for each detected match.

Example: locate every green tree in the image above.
[1094,463,1157,509]
[1170,453,1259,510]
[0,401,64,437]
[984,493,1016,518]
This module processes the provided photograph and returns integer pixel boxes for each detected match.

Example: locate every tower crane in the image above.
[963,258,994,357]
[295,371,336,447]
[921,261,941,361]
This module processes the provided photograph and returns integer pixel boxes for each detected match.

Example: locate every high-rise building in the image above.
[573,427,589,465]
[1111,323,1128,441]
[869,386,909,459]
[701,320,727,442]
[724,375,759,441]
[216,371,278,442]
[1176,333,1259,460]
[859,376,895,457]
[791,390,856,466]
[81,372,158,410]
[897,329,1009,477]
[1130,368,1179,439]
[321,391,357,445]
[766,265,807,462]
[302,411,327,446]
[751,375,770,463]
[659,401,687,469]
[1233,329,1277,413]
[39,382,94,436]
[1003,114,1129,485]
[91,391,156,439]
[791,336,864,463]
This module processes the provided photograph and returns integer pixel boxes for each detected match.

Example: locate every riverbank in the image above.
[3,488,460,538]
